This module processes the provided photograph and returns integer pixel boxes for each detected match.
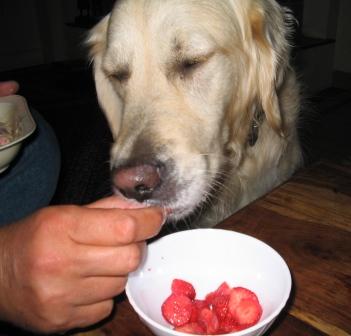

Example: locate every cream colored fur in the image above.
[87,0,302,227]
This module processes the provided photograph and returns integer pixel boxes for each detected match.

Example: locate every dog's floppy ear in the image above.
[225,0,293,163]
[86,14,123,139]
[243,0,293,135]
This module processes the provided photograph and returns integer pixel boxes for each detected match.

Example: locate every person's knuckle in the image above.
[31,302,70,334]
[115,277,128,293]
[34,206,65,225]
[118,214,138,244]
[35,285,66,311]
[31,249,67,277]
[75,300,114,329]
[29,207,76,273]
[101,300,114,318]
[126,244,142,271]
[38,318,68,334]
[33,206,74,238]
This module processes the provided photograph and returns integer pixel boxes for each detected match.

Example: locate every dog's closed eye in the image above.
[177,53,213,77]
[111,70,130,82]
[107,66,131,83]
[181,58,202,71]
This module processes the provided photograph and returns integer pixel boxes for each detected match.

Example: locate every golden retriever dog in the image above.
[87,0,302,228]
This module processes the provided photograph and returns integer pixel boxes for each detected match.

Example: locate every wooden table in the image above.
[96,160,351,336]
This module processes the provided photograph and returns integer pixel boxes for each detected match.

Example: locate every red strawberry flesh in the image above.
[189,299,208,323]
[161,280,263,334]
[230,297,263,326]
[229,287,259,312]
[211,294,230,321]
[198,307,219,334]
[175,322,206,334]
[161,293,193,327]
[171,279,196,300]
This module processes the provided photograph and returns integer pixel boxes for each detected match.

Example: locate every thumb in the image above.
[0,81,19,97]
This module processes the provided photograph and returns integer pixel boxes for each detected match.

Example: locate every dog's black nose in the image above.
[112,163,162,202]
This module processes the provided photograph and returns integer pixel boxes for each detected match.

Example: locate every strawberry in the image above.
[218,314,245,334]
[198,307,219,335]
[228,287,259,310]
[175,322,206,334]
[211,294,230,321]
[189,300,208,323]
[171,279,196,300]
[228,287,262,327]
[205,282,231,305]
[161,293,193,327]
[161,280,263,334]
[230,297,262,327]
[215,282,231,296]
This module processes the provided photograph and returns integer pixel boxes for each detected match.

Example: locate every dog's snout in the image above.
[113,163,162,202]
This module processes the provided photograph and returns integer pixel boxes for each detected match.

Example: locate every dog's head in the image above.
[88,0,294,221]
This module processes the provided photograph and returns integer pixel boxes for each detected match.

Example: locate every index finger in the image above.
[69,206,166,246]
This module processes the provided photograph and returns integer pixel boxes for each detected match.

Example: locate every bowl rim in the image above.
[126,228,292,336]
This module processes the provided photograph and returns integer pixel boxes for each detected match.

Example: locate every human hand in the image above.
[0,196,165,333]
[0,81,19,97]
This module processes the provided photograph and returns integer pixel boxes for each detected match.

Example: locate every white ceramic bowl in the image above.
[126,229,291,336]
[0,95,36,173]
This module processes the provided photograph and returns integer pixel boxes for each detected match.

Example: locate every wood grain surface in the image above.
[86,160,350,336]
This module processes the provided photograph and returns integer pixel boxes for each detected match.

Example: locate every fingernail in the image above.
[161,207,170,226]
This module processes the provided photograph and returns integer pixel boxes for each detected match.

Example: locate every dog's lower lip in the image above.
[113,187,175,214]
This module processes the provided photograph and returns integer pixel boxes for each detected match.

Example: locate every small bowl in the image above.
[0,95,36,173]
[126,229,292,336]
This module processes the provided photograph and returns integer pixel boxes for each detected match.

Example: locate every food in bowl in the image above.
[0,126,11,145]
[161,279,262,334]
[0,95,36,173]
[126,229,292,336]
[0,118,20,146]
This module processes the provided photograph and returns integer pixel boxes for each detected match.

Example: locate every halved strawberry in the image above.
[198,307,219,335]
[228,287,259,311]
[174,322,206,334]
[161,293,193,327]
[171,279,196,300]
[228,287,262,327]
[230,297,262,327]
[189,300,208,323]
